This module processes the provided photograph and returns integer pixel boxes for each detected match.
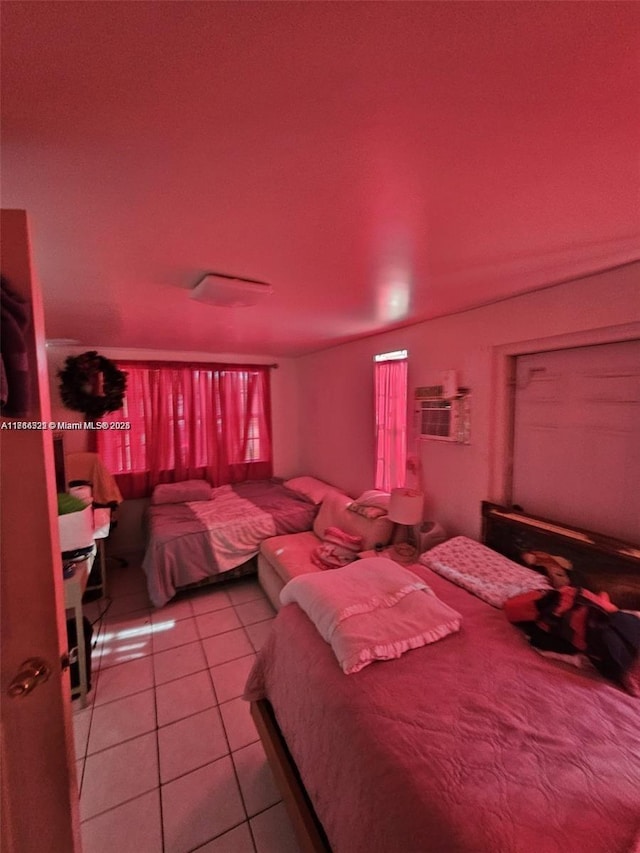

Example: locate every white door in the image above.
[0,210,82,852]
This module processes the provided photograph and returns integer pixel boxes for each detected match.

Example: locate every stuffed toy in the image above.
[522,550,573,588]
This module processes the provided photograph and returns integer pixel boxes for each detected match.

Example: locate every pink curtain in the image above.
[97,361,273,499]
[374,358,408,491]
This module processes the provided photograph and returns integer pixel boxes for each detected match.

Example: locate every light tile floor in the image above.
[74,556,301,853]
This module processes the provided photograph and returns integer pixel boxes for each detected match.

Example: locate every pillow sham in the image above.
[420,536,550,608]
[151,480,213,505]
[283,476,342,505]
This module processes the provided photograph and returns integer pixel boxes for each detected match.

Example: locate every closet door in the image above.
[511,339,640,543]
[1,210,81,853]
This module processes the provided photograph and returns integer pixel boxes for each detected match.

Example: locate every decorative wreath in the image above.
[58,351,127,419]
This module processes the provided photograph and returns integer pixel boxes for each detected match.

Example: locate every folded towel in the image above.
[311,544,357,570]
[311,525,363,570]
[323,526,363,551]
[281,557,462,674]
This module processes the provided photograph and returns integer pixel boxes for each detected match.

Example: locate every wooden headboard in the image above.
[481,502,640,609]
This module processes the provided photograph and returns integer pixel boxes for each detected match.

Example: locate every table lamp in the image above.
[388,487,424,562]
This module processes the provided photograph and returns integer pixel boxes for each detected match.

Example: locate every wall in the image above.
[46,263,640,551]
[47,346,300,553]
[296,262,640,540]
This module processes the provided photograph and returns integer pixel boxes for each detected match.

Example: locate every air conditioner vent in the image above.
[414,389,471,443]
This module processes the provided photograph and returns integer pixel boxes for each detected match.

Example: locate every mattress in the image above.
[245,561,640,853]
[142,479,317,607]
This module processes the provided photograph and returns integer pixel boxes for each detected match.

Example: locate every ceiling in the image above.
[2,2,639,357]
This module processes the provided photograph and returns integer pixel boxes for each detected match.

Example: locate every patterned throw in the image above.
[420,536,550,608]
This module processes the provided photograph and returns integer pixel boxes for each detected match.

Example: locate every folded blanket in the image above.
[280,557,462,674]
[311,525,363,570]
[323,526,362,550]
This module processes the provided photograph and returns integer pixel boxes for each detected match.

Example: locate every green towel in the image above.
[57,493,88,516]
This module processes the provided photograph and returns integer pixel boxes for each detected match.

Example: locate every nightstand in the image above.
[358,546,420,566]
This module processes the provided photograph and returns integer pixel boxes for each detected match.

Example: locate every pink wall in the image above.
[296,262,640,540]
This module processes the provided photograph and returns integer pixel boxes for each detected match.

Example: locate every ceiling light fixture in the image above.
[190,272,273,308]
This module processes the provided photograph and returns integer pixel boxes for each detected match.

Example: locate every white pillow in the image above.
[283,476,341,505]
[151,480,213,505]
[420,536,551,608]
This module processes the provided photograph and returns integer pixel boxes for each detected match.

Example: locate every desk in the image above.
[86,538,107,599]
[64,546,96,708]
[86,508,111,598]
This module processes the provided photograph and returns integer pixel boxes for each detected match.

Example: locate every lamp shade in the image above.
[388,488,423,525]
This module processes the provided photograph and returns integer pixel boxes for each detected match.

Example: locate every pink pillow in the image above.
[283,476,342,505]
[151,480,213,505]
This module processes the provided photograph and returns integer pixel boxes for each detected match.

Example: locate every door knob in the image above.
[7,657,52,698]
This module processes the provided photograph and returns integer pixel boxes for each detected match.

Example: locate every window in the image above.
[374,351,408,491]
[98,361,272,499]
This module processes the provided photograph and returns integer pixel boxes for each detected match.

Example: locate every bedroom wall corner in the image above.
[296,262,640,542]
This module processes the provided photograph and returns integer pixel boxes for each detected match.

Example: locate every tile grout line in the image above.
[192,589,260,852]
[74,594,110,796]
[77,568,157,835]
[80,782,161,827]
[185,816,259,853]
[166,594,253,853]
[77,572,272,850]
[151,616,166,853]
[212,645,257,853]
[83,694,157,758]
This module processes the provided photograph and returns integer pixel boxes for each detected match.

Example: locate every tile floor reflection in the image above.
[74,556,300,853]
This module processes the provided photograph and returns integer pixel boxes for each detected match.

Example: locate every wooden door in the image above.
[0,210,82,852]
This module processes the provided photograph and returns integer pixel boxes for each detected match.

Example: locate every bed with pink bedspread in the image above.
[143,479,317,607]
[245,544,640,852]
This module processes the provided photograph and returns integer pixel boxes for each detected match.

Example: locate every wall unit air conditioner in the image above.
[414,386,470,443]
